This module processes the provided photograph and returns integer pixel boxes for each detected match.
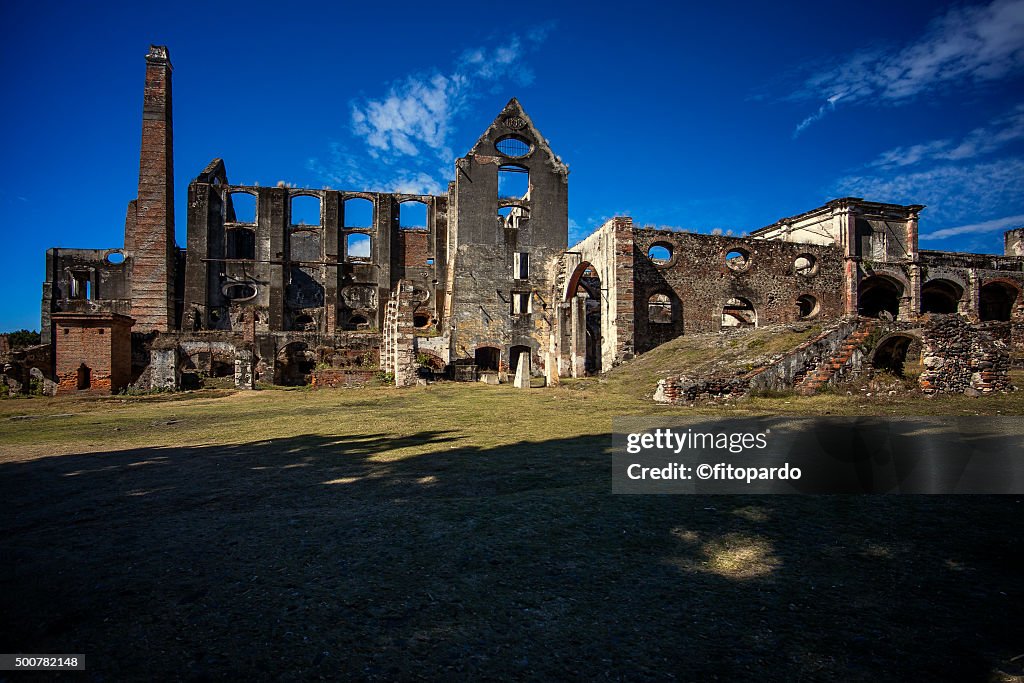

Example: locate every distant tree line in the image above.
[3,330,41,348]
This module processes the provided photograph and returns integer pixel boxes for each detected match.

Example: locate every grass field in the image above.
[1,378,1023,680]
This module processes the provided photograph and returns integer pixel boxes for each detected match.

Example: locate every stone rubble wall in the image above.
[919,316,1012,394]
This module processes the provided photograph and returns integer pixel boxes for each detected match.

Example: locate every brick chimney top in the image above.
[146,45,171,66]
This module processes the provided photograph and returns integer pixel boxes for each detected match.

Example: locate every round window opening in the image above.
[794,254,818,277]
[495,135,531,158]
[105,251,126,265]
[648,244,672,265]
[797,294,820,319]
[726,249,751,271]
[222,283,258,301]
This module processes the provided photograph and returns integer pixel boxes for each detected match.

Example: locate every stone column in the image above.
[514,352,531,388]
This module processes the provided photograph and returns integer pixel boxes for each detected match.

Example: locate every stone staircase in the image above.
[794,321,878,395]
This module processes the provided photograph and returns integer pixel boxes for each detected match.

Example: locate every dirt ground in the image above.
[1,384,1022,681]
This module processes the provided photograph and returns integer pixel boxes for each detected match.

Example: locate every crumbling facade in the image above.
[32,46,1024,395]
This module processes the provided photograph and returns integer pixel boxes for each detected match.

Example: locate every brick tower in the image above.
[124,45,176,332]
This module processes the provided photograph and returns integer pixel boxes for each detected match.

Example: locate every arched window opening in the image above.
[228,192,256,223]
[291,195,321,226]
[859,276,902,319]
[979,281,1018,321]
[921,280,963,315]
[498,165,529,199]
[293,314,317,331]
[722,297,757,328]
[223,283,258,301]
[648,293,673,324]
[400,201,428,230]
[346,233,371,261]
[495,135,531,158]
[794,254,818,277]
[343,197,374,228]
[346,315,370,330]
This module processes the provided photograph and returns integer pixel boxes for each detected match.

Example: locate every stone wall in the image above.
[631,228,844,353]
[919,316,1012,394]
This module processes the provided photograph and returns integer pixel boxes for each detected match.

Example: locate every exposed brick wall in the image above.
[397,230,430,270]
[52,313,133,393]
[311,369,378,388]
[125,46,175,332]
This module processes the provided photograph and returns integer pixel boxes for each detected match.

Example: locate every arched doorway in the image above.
[565,261,602,374]
[979,281,1018,321]
[872,334,922,377]
[859,276,902,319]
[722,297,756,328]
[921,279,963,314]
[76,364,91,390]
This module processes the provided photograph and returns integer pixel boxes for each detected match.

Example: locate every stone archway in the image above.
[979,280,1019,321]
[859,276,903,319]
[871,333,922,378]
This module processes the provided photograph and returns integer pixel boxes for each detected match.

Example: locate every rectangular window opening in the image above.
[511,291,532,315]
[514,252,530,279]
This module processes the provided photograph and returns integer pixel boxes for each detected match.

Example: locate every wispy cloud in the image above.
[794,93,845,137]
[868,105,1024,169]
[834,157,1024,224]
[922,213,1024,240]
[310,29,551,193]
[793,0,1024,134]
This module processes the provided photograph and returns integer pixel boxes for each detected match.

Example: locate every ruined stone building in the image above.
[28,46,1024,395]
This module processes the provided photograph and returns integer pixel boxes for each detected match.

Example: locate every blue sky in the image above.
[2,0,1023,331]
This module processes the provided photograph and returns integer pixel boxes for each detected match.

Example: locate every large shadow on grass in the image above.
[0,426,1021,681]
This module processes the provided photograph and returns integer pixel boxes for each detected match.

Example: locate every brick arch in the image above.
[565,261,594,301]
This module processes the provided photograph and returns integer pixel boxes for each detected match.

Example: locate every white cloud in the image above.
[834,157,1024,224]
[350,38,537,165]
[794,93,845,137]
[922,213,1024,240]
[868,105,1024,169]
[312,33,548,193]
[794,0,1024,133]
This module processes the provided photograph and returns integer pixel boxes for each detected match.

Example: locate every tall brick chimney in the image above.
[124,45,176,332]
